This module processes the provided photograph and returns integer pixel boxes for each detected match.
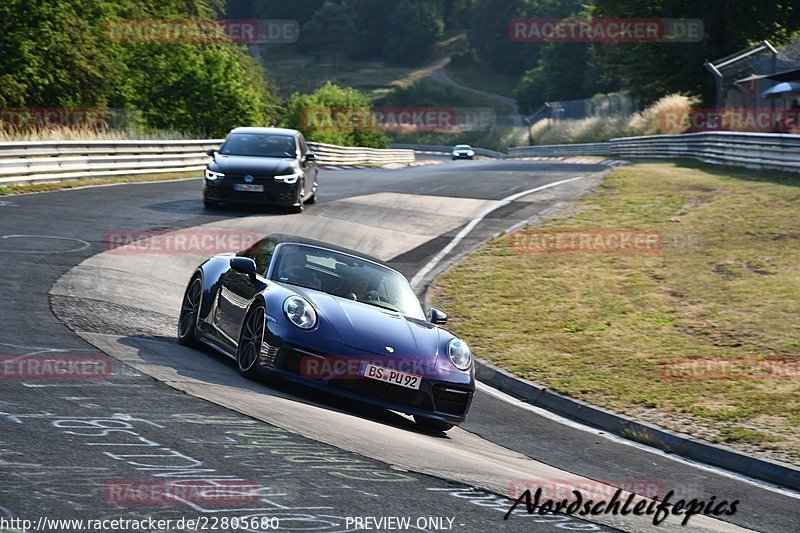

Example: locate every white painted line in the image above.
[475,381,800,499]
[410,175,585,288]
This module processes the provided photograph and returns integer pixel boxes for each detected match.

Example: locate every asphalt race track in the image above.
[1,157,797,532]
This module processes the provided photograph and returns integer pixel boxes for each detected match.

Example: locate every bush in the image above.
[112,43,282,137]
[283,82,389,148]
[627,93,700,136]
[530,94,699,145]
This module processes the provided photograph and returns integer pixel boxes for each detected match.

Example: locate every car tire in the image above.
[290,181,305,213]
[178,275,202,347]
[413,415,455,433]
[203,200,219,209]
[237,304,265,380]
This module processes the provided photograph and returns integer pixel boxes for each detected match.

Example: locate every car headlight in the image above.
[283,296,317,329]
[275,169,302,185]
[448,338,471,371]
[205,168,224,180]
[467,150,475,156]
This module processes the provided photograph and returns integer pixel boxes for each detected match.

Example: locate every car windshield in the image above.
[272,244,425,320]
[454,145,471,150]
[220,133,297,158]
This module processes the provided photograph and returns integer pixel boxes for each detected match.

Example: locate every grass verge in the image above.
[443,63,518,99]
[0,172,199,196]
[430,160,800,464]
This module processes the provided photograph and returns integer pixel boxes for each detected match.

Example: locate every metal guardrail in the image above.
[308,141,414,166]
[610,132,800,171]
[0,140,220,184]
[0,139,415,185]
[508,132,800,172]
[390,143,507,159]
[508,143,612,157]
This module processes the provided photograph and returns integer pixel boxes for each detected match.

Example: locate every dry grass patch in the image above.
[431,160,800,463]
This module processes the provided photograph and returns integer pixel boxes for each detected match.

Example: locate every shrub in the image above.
[283,82,389,148]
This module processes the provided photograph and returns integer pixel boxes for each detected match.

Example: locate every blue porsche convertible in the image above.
[177,234,475,431]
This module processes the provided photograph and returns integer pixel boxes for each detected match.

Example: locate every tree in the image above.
[112,43,281,136]
[465,0,539,76]
[592,0,800,105]
[342,0,396,59]
[0,0,281,136]
[384,0,444,64]
[0,0,112,108]
[283,82,389,148]
[226,0,324,25]
[300,1,358,65]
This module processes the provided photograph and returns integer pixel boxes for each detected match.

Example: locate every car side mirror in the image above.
[206,148,216,156]
[304,152,316,161]
[230,257,257,276]
[427,308,448,325]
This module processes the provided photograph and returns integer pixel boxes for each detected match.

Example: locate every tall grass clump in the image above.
[530,94,699,145]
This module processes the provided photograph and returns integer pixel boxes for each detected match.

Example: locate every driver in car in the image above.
[344,269,378,302]
[279,253,322,290]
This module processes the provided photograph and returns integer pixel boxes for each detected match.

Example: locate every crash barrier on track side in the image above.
[0,139,416,185]
[306,141,414,166]
[508,142,612,157]
[508,132,800,172]
[390,143,507,159]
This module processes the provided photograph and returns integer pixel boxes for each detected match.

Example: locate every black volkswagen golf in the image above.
[203,127,318,213]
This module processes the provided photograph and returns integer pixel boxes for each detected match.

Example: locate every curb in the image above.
[319,160,441,171]
[475,358,800,491]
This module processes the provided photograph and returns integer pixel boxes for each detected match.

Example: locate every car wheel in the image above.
[413,415,455,433]
[290,182,305,213]
[237,304,265,379]
[307,174,318,204]
[204,199,219,209]
[178,275,202,347]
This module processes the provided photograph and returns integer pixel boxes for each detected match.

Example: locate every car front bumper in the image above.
[203,176,301,206]
[257,324,475,425]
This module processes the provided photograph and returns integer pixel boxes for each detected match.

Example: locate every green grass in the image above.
[431,160,800,462]
[261,44,454,99]
[373,78,506,114]
[444,62,518,99]
[0,171,199,195]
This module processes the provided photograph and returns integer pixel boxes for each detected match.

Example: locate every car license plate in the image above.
[360,363,422,390]
[233,184,264,192]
